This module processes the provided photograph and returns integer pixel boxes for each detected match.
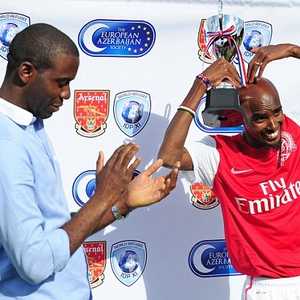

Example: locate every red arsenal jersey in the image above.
[188,116,300,277]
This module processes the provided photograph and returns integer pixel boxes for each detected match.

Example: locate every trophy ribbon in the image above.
[205,25,247,86]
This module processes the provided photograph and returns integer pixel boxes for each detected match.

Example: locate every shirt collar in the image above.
[0,97,36,126]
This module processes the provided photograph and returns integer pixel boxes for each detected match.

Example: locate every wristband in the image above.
[196,73,212,90]
[112,205,125,220]
[177,105,196,118]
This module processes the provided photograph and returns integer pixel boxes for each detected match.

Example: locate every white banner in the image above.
[0,1,299,299]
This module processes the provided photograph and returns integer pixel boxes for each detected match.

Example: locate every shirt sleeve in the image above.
[0,139,70,285]
[185,135,220,187]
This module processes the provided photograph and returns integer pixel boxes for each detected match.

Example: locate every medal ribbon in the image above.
[206,25,247,86]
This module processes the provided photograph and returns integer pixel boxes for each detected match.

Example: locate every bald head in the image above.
[239,78,281,110]
[238,78,284,148]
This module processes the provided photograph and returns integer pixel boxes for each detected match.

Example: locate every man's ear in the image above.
[17,61,37,85]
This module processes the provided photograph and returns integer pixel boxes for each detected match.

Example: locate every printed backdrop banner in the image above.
[0,1,299,299]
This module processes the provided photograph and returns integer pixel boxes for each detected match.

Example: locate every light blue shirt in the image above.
[0,98,92,299]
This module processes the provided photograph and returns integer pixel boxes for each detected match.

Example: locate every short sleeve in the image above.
[185,135,220,186]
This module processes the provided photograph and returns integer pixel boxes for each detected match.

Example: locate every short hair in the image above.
[6,23,79,75]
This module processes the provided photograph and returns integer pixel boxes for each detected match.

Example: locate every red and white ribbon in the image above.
[206,24,247,86]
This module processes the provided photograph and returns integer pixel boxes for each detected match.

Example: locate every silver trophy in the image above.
[202,14,245,128]
[205,14,244,66]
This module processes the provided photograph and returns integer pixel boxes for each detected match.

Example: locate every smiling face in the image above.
[24,53,79,119]
[240,79,284,148]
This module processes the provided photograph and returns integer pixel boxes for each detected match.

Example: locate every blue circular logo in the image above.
[85,178,96,198]
[0,23,19,47]
[118,250,139,273]
[122,101,144,124]
[72,169,140,207]
[72,170,96,207]
[243,30,263,51]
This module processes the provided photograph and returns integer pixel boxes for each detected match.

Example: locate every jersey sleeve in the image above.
[185,135,220,186]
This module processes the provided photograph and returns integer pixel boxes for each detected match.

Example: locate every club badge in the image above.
[74,90,110,137]
[83,241,106,288]
[110,240,147,286]
[113,90,151,137]
[197,18,214,64]
[280,131,297,166]
[240,20,272,63]
[190,182,219,210]
[0,13,30,60]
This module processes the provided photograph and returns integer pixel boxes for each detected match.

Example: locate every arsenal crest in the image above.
[74,90,110,137]
[83,241,106,288]
[190,182,219,210]
[110,240,147,286]
[197,18,214,64]
[113,90,151,137]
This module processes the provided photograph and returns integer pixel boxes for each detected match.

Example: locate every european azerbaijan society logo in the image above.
[0,13,30,60]
[78,19,156,57]
[114,90,151,137]
[188,239,241,278]
[110,240,147,286]
[72,170,96,207]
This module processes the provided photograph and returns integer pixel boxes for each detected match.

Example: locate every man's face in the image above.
[240,80,284,148]
[25,53,79,119]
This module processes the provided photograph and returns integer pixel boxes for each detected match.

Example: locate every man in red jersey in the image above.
[158,43,300,300]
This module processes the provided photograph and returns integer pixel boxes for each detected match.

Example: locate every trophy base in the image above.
[205,87,241,112]
[202,88,243,128]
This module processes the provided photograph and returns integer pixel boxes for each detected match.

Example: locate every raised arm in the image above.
[158,58,241,171]
[247,43,300,83]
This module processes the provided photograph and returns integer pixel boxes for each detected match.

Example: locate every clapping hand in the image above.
[94,143,141,204]
[126,159,180,208]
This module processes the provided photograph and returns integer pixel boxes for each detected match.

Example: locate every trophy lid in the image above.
[205,14,244,61]
[206,14,244,36]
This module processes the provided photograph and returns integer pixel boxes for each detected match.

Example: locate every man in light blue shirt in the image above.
[0,23,179,299]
